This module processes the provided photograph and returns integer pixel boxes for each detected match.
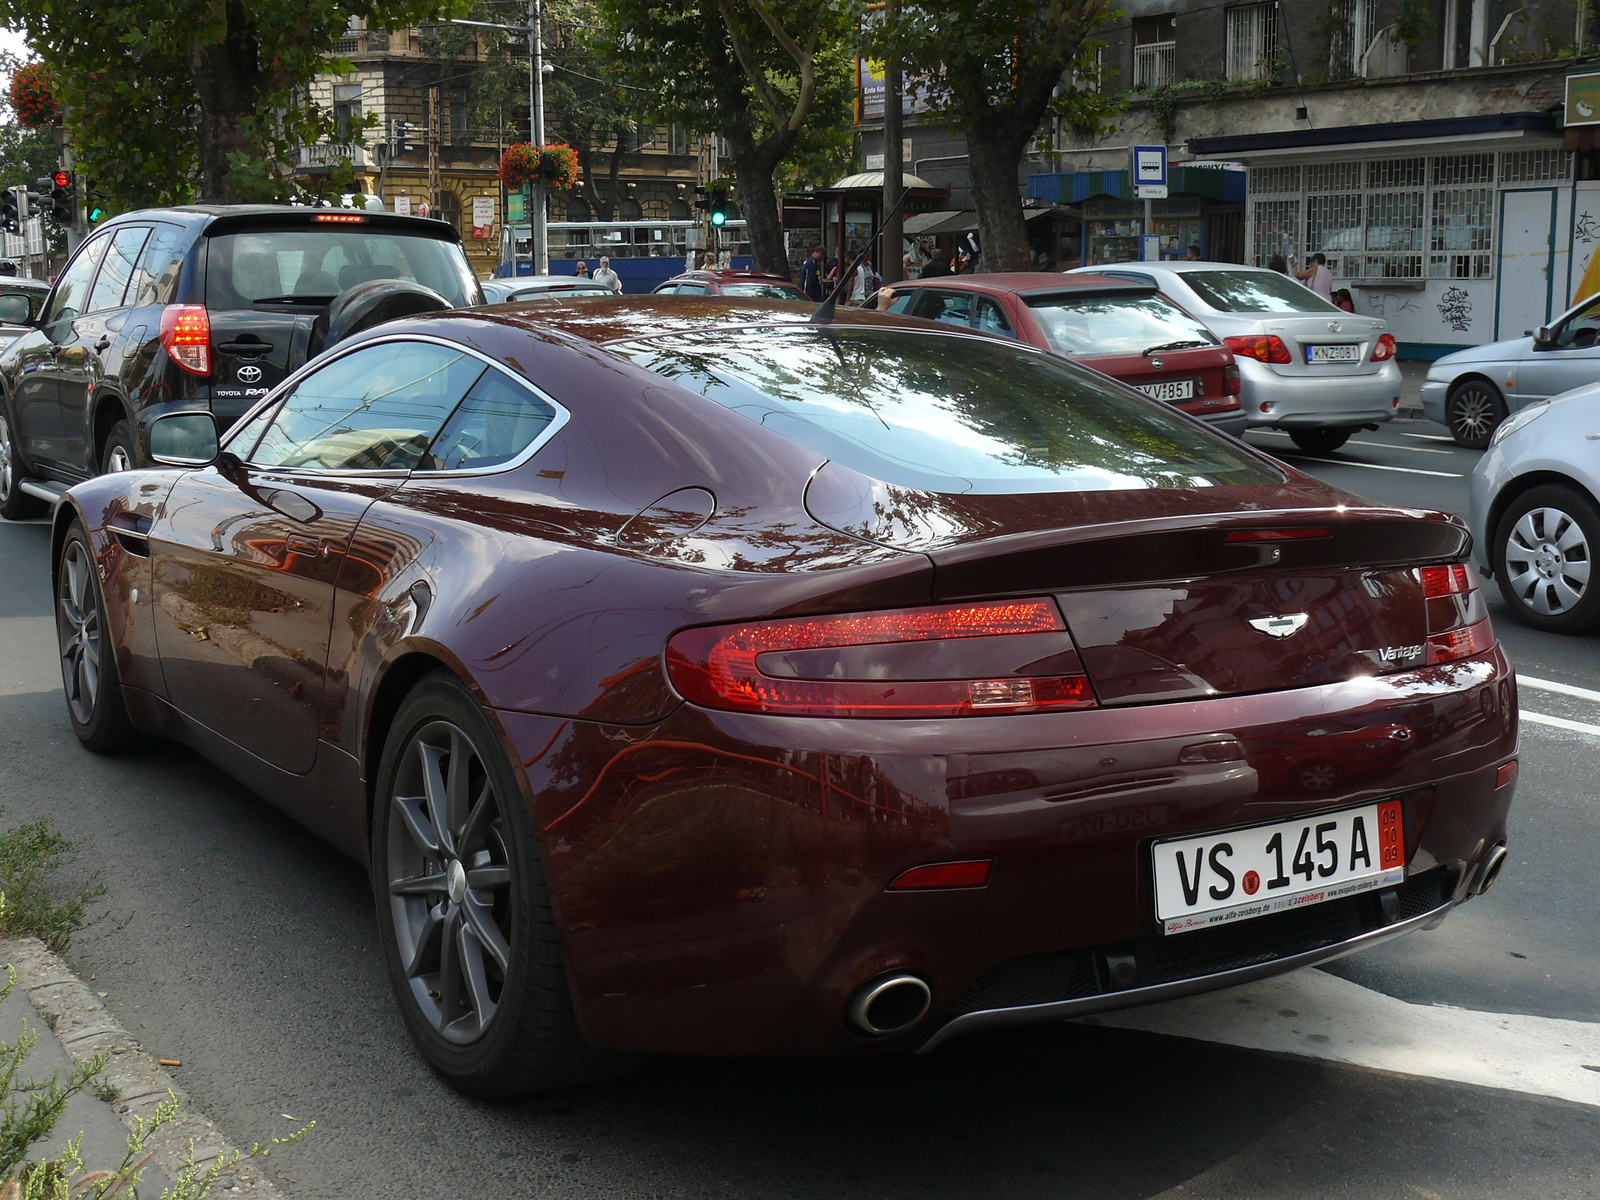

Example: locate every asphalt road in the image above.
[1,416,1597,1199]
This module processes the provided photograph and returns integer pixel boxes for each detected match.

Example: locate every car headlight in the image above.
[1489,400,1549,446]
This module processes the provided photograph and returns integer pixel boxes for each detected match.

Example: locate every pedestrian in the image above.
[847,248,874,305]
[1186,245,1202,261]
[799,245,826,301]
[702,252,718,271]
[920,253,951,278]
[1333,287,1355,313]
[592,255,622,294]
[1296,252,1333,300]
[1267,253,1289,275]
[573,260,590,279]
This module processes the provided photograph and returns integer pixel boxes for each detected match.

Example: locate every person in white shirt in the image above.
[592,256,622,294]
[1295,252,1333,301]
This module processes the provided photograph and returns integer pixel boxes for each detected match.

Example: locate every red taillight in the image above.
[1496,761,1518,789]
[159,304,211,376]
[313,213,366,223]
[1372,333,1397,361]
[888,860,992,890]
[1222,361,1241,394]
[665,599,1098,718]
[1224,334,1293,364]
[1225,527,1332,543]
[1418,562,1495,665]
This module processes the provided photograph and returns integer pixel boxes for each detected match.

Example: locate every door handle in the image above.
[93,335,111,352]
[285,534,321,558]
[217,339,275,355]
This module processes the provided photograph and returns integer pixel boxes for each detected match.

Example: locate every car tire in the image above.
[372,671,643,1098]
[1288,427,1353,454]
[101,419,138,475]
[0,406,47,521]
[1446,380,1506,450]
[1492,484,1600,634]
[56,521,141,753]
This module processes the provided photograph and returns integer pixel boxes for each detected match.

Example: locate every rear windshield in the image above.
[206,229,480,309]
[720,283,802,299]
[1183,270,1338,314]
[1027,292,1219,357]
[610,327,1277,494]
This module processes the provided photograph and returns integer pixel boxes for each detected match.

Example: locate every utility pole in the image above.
[881,0,904,285]
[529,0,547,275]
[427,87,441,217]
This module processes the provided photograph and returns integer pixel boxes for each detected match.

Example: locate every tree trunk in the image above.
[964,116,1034,273]
[187,6,293,203]
[731,155,788,276]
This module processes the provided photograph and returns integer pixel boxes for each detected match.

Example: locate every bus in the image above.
[495,220,754,292]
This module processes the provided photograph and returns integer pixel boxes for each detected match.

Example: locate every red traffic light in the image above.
[52,171,70,189]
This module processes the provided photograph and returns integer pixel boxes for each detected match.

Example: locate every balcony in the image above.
[1134,42,1176,89]
[296,143,368,169]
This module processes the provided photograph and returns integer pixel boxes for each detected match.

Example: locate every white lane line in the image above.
[1519,674,1600,705]
[1523,710,1600,737]
[1253,431,1457,456]
[1401,431,1458,443]
[1273,454,1463,479]
[1082,968,1600,1109]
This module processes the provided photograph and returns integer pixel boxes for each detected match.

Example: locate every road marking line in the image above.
[1252,431,1457,456]
[1519,674,1600,705]
[1400,431,1457,443]
[1272,453,1463,479]
[1081,968,1600,1109]
[1522,710,1600,737]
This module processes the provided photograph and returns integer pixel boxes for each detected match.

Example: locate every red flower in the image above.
[9,63,57,130]
[499,142,579,191]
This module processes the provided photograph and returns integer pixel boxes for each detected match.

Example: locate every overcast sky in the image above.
[1,26,31,93]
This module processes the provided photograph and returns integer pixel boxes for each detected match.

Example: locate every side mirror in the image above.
[0,294,34,326]
[148,411,220,466]
[1534,325,1553,344]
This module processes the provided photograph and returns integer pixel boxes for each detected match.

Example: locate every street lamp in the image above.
[452,0,549,275]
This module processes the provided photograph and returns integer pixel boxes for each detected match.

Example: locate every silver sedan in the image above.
[1422,293,1600,449]
[1469,383,1600,634]
[1066,262,1402,453]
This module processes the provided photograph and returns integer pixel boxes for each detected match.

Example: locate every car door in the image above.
[149,338,488,773]
[1518,295,1600,401]
[973,295,1018,340]
[11,234,110,471]
[906,289,975,328]
[55,224,152,475]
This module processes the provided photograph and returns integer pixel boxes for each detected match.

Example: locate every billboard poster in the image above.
[472,195,496,239]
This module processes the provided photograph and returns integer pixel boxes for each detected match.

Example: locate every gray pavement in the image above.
[1,421,1599,1197]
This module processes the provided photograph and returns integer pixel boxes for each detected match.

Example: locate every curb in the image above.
[0,937,289,1199]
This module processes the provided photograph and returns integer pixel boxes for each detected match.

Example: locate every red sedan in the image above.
[885,273,1245,434]
[653,269,805,299]
[47,296,1514,1097]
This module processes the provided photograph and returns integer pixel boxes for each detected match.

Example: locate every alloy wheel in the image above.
[1504,506,1591,616]
[58,541,101,726]
[1449,384,1501,448]
[386,719,515,1046]
[0,413,13,502]
[105,445,132,473]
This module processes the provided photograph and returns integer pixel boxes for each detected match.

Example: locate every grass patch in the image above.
[0,811,105,955]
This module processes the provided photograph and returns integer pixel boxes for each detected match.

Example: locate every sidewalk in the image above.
[0,939,287,1199]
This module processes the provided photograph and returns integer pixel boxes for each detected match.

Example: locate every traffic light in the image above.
[693,183,709,214]
[49,171,74,224]
[709,186,730,227]
[389,119,416,157]
[1,188,18,236]
[84,180,106,225]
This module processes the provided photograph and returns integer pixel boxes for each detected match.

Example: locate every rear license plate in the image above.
[1136,378,1196,402]
[1307,343,1360,363]
[1152,799,1405,935]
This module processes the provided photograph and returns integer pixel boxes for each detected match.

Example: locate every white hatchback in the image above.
[1066,262,1403,453]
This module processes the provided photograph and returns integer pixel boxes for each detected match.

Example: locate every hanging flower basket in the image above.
[9,63,57,130]
[499,142,579,191]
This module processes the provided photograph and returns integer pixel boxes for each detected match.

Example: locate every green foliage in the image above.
[1392,0,1437,53]
[0,812,104,956]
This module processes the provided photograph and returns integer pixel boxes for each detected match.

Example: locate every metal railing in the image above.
[1134,42,1176,88]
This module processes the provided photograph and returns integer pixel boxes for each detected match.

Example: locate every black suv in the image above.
[0,205,483,519]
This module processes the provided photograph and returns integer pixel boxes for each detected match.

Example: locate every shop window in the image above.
[1252,198,1299,269]
[1429,187,1493,278]
[1250,165,1301,196]
[1133,16,1176,88]
[1499,149,1570,184]
[1305,193,1362,277]
[1226,3,1278,81]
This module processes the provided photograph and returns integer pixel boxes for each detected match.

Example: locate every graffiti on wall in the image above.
[1437,287,1473,332]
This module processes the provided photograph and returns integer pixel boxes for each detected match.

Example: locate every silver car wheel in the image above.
[1504,506,1591,615]
[105,444,132,473]
[0,413,13,501]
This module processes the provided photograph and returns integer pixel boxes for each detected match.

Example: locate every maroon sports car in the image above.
[46,296,1516,1097]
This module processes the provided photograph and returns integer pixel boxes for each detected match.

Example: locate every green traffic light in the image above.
[88,206,104,223]
[710,210,726,227]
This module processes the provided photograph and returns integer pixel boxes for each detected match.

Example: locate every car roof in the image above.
[1082,261,1273,275]
[0,278,49,293]
[898,272,1158,298]
[93,204,463,242]
[681,269,793,282]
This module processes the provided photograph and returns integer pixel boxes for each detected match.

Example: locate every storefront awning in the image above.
[903,210,979,236]
[1185,111,1559,157]
[1027,166,1245,205]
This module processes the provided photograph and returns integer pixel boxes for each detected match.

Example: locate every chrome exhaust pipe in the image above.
[846,973,932,1037]
[1473,843,1508,896]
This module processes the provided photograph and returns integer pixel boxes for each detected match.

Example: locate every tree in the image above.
[593,0,853,277]
[862,0,1119,272]
[6,0,443,210]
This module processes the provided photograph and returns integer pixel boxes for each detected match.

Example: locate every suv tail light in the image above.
[1224,334,1293,364]
[1222,361,1241,394]
[666,599,1098,718]
[1372,333,1397,361]
[159,304,211,376]
[1419,563,1494,664]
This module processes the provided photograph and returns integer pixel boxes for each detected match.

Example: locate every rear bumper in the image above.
[1240,359,1403,428]
[500,645,1517,1057]
[1198,410,1249,436]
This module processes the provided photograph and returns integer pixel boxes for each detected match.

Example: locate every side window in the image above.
[41,237,111,327]
[679,283,710,295]
[886,290,916,314]
[249,341,486,471]
[127,225,186,308]
[975,297,1014,336]
[1554,296,1600,349]
[85,226,152,314]
[422,368,558,471]
[910,290,973,326]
